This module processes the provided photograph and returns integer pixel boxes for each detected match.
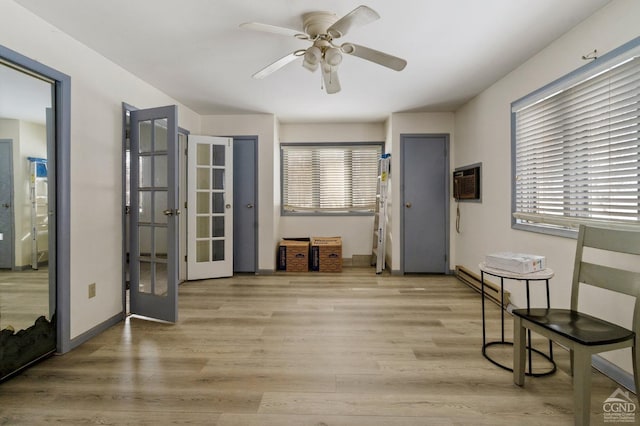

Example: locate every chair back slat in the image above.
[578,262,640,297]
[582,225,640,255]
[571,225,640,331]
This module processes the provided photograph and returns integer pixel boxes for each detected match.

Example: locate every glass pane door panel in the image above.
[212,240,225,261]
[212,217,224,237]
[153,192,168,224]
[197,168,210,190]
[197,192,209,214]
[155,262,168,296]
[212,193,224,213]
[196,240,209,262]
[139,191,152,223]
[139,225,152,257]
[213,169,224,190]
[154,155,167,187]
[197,216,210,238]
[139,121,152,153]
[197,144,209,165]
[212,144,225,166]
[154,227,167,259]
[140,156,153,187]
[154,119,168,151]
[139,261,152,293]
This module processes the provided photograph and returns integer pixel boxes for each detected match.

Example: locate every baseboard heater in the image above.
[455,265,511,307]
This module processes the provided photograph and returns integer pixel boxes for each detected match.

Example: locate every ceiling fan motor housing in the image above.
[302,12,338,38]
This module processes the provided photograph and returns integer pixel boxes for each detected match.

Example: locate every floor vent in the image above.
[455,265,511,307]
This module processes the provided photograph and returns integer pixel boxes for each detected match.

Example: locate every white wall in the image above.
[199,114,278,272]
[387,112,456,273]
[279,122,386,259]
[453,0,640,373]
[1,0,201,339]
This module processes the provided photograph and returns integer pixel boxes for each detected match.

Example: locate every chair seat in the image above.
[512,308,634,346]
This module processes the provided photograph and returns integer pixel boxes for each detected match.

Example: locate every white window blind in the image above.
[282,144,382,214]
[513,52,640,231]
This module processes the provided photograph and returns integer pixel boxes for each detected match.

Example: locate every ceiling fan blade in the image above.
[342,43,407,71]
[327,5,380,38]
[322,66,341,94]
[240,22,307,39]
[252,51,303,79]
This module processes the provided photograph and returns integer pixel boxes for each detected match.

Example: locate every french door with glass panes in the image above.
[129,105,179,322]
[187,135,233,280]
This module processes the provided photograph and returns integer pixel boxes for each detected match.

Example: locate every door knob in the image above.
[405,202,412,208]
[225,204,231,209]
[2,203,9,208]
[246,203,254,209]
[163,209,174,216]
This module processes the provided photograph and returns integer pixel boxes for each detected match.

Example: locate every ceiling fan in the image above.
[240,5,407,94]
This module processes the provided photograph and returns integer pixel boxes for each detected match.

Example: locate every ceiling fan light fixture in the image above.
[302,59,319,72]
[304,46,322,65]
[324,47,342,67]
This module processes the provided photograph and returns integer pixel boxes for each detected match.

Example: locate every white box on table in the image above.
[485,252,546,274]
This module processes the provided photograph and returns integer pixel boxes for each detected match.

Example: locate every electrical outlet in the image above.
[88,282,96,299]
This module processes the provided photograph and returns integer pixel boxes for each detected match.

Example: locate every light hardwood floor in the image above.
[0,268,630,425]
[0,268,50,331]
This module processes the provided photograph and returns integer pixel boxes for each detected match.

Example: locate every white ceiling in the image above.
[12,0,612,123]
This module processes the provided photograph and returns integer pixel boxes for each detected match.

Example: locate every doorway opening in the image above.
[0,45,71,380]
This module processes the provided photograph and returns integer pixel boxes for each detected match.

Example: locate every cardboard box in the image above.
[485,252,546,274]
[311,237,342,272]
[278,239,310,272]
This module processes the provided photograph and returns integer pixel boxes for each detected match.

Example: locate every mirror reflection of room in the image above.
[0,61,56,381]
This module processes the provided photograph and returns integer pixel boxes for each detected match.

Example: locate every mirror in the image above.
[0,61,56,381]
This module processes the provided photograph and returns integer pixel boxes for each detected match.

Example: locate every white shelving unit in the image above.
[371,154,390,274]
[28,157,48,270]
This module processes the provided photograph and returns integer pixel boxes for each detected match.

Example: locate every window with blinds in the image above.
[512,39,640,234]
[281,143,383,214]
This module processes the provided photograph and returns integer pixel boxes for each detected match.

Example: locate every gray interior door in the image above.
[129,105,179,322]
[233,136,257,273]
[0,140,14,269]
[401,135,449,273]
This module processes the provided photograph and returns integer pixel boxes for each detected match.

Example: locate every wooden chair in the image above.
[512,224,640,426]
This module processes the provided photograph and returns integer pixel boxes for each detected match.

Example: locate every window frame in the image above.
[280,141,384,216]
[511,36,640,237]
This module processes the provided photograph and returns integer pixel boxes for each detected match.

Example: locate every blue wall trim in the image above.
[68,313,124,352]
[592,354,636,393]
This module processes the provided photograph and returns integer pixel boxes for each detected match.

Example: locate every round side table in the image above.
[479,262,556,376]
